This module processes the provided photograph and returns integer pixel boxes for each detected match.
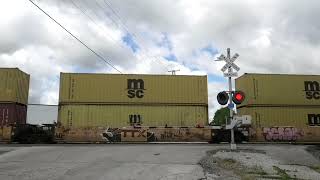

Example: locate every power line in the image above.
[68,0,136,60]
[102,0,166,61]
[94,0,120,29]
[100,0,170,72]
[77,0,167,73]
[73,0,164,73]
[82,0,168,72]
[103,0,132,37]
[28,0,122,74]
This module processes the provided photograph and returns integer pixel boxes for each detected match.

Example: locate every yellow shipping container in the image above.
[59,73,208,105]
[236,73,320,107]
[237,106,320,142]
[58,104,208,128]
[0,68,29,105]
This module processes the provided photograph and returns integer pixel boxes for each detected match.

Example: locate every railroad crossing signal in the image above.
[215,48,241,150]
[216,48,240,77]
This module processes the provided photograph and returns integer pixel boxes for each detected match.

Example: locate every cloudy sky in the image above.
[2,0,320,123]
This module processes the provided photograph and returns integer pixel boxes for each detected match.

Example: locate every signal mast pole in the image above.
[227,48,236,150]
[216,48,240,150]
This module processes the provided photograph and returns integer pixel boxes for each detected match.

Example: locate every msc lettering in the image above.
[304,81,320,99]
[127,79,145,98]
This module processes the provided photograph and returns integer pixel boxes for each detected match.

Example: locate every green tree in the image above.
[211,107,230,126]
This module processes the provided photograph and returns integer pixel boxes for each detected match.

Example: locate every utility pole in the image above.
[168,69,180,75]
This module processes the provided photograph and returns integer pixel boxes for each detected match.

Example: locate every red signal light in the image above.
[232,91,245,104]
[235,93,243,101]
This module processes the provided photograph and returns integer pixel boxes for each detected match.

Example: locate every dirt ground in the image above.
[199,145,320,180]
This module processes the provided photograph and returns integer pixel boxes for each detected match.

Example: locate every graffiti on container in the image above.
[55,133,64,139]
[101,128,122,142]
[122,129,147,138]
[158,128,191,141]
[262,127,304,141]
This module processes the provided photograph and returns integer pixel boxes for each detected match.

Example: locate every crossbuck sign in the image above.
[217,48,240,77]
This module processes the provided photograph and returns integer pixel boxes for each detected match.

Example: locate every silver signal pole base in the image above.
[230,143,237,150]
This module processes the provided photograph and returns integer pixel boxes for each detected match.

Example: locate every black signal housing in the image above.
[217,91,229,105]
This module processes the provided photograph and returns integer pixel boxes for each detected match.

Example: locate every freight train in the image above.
[0,68,319,143]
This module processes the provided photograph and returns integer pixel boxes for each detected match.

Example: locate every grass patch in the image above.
[199,149,270,179]
[239,166,270,180]
[216,159,268,180]
[199,149,301,179]
[273,166,297,180]
[205,148,266,156]
[309,165,320,173]
[218,158,239,169]
[246,166,268,176]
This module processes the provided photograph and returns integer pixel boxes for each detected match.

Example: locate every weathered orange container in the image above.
[0,103,27,127]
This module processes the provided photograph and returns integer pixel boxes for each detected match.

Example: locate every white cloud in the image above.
[2,0,320,123]
[249,29,272,48]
